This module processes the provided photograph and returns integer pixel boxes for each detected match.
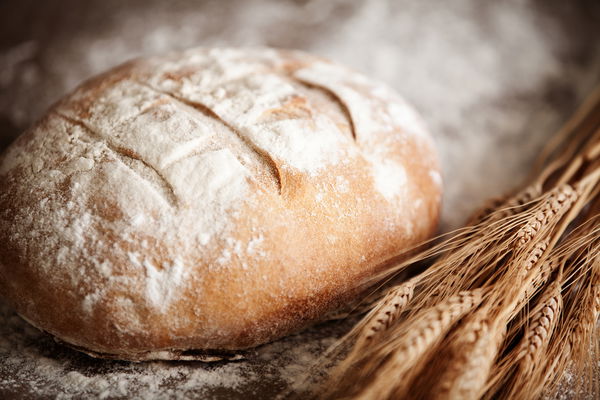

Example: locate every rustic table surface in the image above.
[0,0,598,398]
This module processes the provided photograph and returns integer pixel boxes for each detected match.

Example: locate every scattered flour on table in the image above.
[0,301,338,399]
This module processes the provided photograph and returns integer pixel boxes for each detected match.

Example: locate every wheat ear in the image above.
[528,239,600,399]
[306,88,600,400]
[468,184,541,226]
[420,309,506,400]
[360,279,416,342]
[540,280,598,398]
[497,280,563,399]
[334,290,483,400]
[515,184,578,247]
[320,278,418,390]
[518,281,563,369]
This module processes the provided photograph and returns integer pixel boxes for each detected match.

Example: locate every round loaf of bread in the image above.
[0,48,441,360]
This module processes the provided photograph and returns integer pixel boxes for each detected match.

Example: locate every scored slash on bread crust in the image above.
[0,47,442,360]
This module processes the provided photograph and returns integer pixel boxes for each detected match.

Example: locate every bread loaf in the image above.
[0,48,441,360]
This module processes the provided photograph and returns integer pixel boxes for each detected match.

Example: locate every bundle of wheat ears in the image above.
[312,87,600,400]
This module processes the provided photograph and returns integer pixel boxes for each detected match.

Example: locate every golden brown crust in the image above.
[0,47,441,360]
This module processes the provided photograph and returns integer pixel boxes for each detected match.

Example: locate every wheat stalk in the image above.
[306,87,600,400]
[519,282,563,369]
[515,185,578,247]
[489,279,563,399]
[469,185,541,226]
[321,279,417,386]
[537,265,599,399]
[421,310,506,400]
[332,290,483,400]
[420,239,563,400]
[361,279,416,342]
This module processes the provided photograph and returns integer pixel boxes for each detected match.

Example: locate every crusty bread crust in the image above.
[0,47,441,360]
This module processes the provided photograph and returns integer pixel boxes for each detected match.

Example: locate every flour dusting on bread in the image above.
[0,47,441,359]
